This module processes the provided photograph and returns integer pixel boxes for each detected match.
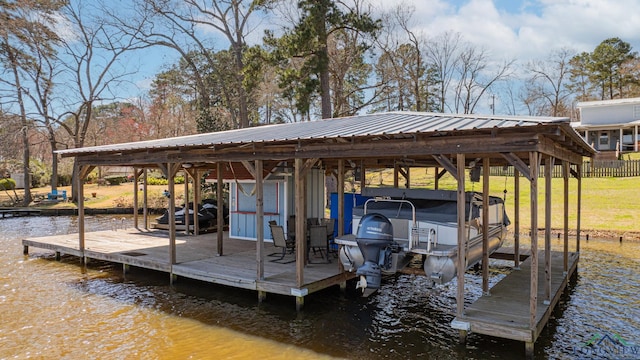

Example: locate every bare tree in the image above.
[0,1,62,205]
[373,3,438,113]
[425,31,462,112]
[525,47,575,117]
[53,2,148,200]
[112,0,272,129]
[453,43,514,114]
[21,26,65,191]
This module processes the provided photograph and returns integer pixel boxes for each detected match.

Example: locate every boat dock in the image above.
[454,249,579,353]
[0,208,41,218]
[22,228,352,300]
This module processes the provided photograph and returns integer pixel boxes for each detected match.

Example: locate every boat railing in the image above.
[411,227,437,253]
[364,197,420,251]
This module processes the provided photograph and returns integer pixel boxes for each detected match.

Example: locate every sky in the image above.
[44,0,640,116]
[385,0,640,63]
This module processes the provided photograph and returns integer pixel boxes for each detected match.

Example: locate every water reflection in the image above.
[1,215,639,359]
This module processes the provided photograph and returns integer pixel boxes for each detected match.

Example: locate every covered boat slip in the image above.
[27,111,594,356]
[22,229,346,296]
[454,250,579,346]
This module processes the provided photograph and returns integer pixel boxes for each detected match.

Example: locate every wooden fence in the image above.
[490,159,640,178]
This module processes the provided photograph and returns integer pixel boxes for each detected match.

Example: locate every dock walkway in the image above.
[22,228,352,298]
[0,208,41,218]
[453,249,579,346]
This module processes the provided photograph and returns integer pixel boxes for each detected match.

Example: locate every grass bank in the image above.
[3,171,638,240]
[364,169,640,240]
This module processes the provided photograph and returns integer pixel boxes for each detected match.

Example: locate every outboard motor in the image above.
[355,213,394,294]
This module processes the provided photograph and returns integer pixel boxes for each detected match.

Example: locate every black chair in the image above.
[287,215,296,242]
[269,224,295,263]
[308,224,329,263]
[321,218,337,256]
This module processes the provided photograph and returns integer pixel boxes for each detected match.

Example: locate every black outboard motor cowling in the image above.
[355,213,394,290]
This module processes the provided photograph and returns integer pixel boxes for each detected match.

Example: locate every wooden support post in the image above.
[406,167,410,188]
[337,159,345,237]
[123,263,130,274]
[393,162,399,188]
[256,160,265,281]
[576,164,582,253]
[295,158,305,287]
[459,330,468,344]
[296,296,304,311]
[563,161,569,274]
[544,156,553,302]
[398,166,410,188]
[456,154,466,324]
[78,164,87,257]
[167,163,178,265]
[529,152,539,330]
[133,167,139,229]
[359,161,366,192]
[23,245,28,255]
[183,170,190,235]
[482,158,490,295]
[525,342,534,359]
[193,169,201,236]
[338,159,345,273]
[143,168,149,230]
[55,251,61,261]
[258,291,266,303]
[434,167,439,190]
[217,162,224,256]
[514,169,520,269]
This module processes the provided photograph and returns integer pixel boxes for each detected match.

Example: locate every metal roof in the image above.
[571,119,640,129]
[57,111,570,156]
[576,97,640,108]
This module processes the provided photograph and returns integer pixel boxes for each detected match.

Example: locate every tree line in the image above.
[1,0,639,205]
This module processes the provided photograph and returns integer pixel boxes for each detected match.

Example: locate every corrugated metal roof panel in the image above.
[57,111,569,155]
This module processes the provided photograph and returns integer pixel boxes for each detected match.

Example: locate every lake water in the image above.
[1,215,639,359]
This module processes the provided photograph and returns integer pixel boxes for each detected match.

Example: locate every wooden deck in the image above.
[453,250,579,343]
[0,208,42,218]
[22,228,354,298]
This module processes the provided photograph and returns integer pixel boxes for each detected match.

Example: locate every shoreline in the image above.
[3,205,639,242]
[509,229,640,242]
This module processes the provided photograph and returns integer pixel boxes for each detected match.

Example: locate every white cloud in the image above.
[374,0,640,62]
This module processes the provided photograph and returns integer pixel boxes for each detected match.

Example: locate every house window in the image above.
[599,131,609,147]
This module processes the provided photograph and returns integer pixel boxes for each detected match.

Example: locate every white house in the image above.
[573,97,640,152]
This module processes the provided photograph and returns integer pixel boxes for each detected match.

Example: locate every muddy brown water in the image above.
[1,215,639,359]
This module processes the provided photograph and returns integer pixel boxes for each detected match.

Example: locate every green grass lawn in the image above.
[4,165,638,236]
[365,168,640,235]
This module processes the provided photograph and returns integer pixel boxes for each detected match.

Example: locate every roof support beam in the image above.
[72,132,552,166]
[502,152,533,181]
[433,154,459,181]
[241,160,256,178]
